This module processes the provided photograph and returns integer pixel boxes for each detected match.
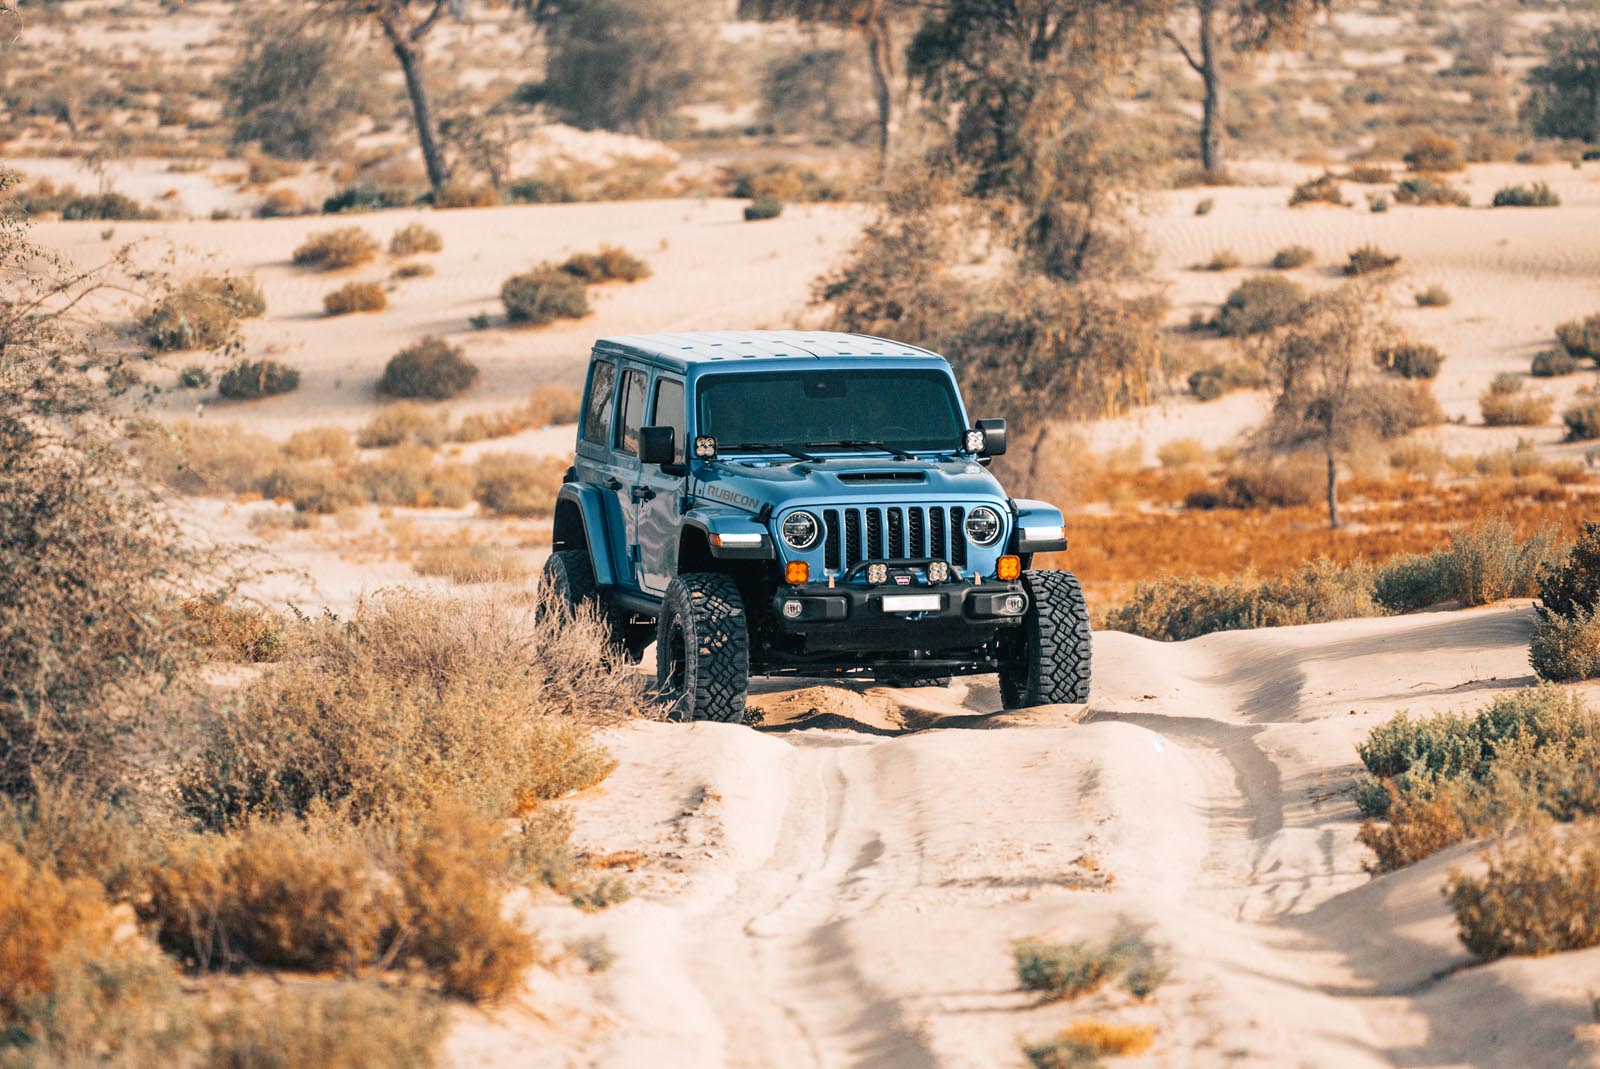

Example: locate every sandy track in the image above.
[493,605,1600,1069]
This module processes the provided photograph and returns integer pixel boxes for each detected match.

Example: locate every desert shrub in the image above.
[451,384,583,441]
[1014,929,1155,1003]
[1377,342,1444,379]
[1212,274,1305,337]
[61,191,157,221]
[1271,244,1313,269]
[1187,359,1265,401]
[218,360,300,401]
[1104,558,1378,641]
[1193,452,1323,509]
[1525,22,1600,143]
[1492,182,1560,208]
[205,982,444,1069]
[1556,315,1600,362]
[1449,820,1600,961]
[1567,402,1600,441]
[131,420,280,495]
[1156,438,1207,468]
[558,245,650,283]
[432,182,498,209]
[1531,348,1578,377]
[1194,196,1214,216]
[414,544,530,583]
[1537,521,1600,621]
[257,463,367,514]
[1414,285,1451,308]
[1387,439,1447,479]
[1367,193,1390,213]
[1288,172,1346,206]
[283,425,353,462]
[356,402,449,449]
[1394,177,1470,207]
[726,161,856,203]
[1356,686,1592,785]
[1381,519,1563,613]
[352,445,474,508]
[257,188,309,218]
[0,783,153,899]
[140,275,266,352]
[177,592,635,829]
[179,365,212,389]
[321,184,414,214]
[744,195,784,221]
[323,281,387,315]
[292,226,379,270]
[1480,379,1553,426]
[756,46,875,146]
[1404,131,1466,172]
[1344,245,1401,276]
[1199,248,1241,271]
[501,265,590,326]
[388,223,442,257]
[1023,1022,1155,1068]
[181,595,288,663]
[472,453,568,518]
[1530,607,1600,682]
[1343,164,1393,184]
[379,336,478,400]
[392,261,435,279]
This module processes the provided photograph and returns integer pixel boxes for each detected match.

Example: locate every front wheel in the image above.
[656,573,750,723]
[998,570,1092,710]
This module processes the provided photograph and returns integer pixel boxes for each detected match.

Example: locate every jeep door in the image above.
[576,356,637,592]
[608,364,650,593]
[636,374,686,595]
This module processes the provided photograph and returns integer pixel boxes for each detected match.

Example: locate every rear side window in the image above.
[651,378,685,462]
[583,361,617,446]
[616,368,647,456]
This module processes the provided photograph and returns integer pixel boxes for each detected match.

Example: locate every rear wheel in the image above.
[656,573,750,723]
[998,570,1091,709]
[540,548,627,651]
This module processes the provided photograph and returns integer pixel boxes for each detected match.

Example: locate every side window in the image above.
[583,361,617,447]
[651,378,686,463]
[616,368,647,456]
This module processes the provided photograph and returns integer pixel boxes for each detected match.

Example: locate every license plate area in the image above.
[881,594,941,614]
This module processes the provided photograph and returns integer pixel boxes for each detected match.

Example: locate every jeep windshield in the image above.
[697,369,964,455]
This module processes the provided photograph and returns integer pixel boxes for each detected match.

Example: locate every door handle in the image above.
[630,485,657,503]
[603,477,623,491]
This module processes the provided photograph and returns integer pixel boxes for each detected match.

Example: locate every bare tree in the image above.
[1163,0,1330,176]
[737,0,910,172]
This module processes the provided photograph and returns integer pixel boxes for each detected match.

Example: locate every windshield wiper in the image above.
[723,442,819,462]
[806,439,913,460]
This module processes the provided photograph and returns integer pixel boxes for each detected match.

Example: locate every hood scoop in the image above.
[835,470,927,484]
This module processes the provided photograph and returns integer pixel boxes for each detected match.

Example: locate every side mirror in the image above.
[976,418,1007,457]
[639,425,676,466]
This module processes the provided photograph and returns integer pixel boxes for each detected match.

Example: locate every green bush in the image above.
[1563,401,1600,440]
[1531,348,1579,377]
[501,265,590,326]
[1271,244,1314,269]
[322,281,387,315]
[293,227,379,270]
[1491,182,1560,208]
[1376,342,1444,379]
[140,275,267,352]
[1394,177,1470,207]
[1556,315,1600,362]
[218,360,300,400]
[1344,244,1401,276]
[558,245,650,283]
[1104,558,1379,641]
[744,195,784,221]
[1531,606,1600,682]
[1288,172,1346,207]
[378,337,477,400]
[1212,274,1306,337]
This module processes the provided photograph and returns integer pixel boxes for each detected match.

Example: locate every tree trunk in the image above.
[386,27,449,194]
[1023,423,1053,498]
[862,10,895,176]
[1325,447,1340,530]
[1198,0,1224,176]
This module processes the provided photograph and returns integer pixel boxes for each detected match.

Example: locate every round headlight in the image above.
[780,511,821,551]
[964,506,1002,546]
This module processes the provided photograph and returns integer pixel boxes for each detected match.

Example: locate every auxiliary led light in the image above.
[963,429,985,453]
[997,555,1022,582]
[865,563,888,585]
[694,436,718,459]
[927,560,950,583]
[785,561,810,584]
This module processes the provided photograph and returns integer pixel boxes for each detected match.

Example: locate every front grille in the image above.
[820,506,973,572]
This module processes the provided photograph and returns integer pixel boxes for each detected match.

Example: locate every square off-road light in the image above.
[866,563,888,585]
[997,555,1022,582]
[963,429,985,453]
[927,560,950,583]
[785,561,810,584]
[694,436,718,459]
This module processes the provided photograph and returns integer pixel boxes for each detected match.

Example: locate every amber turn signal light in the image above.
[997,555,1022,582]
[785,561,810,584]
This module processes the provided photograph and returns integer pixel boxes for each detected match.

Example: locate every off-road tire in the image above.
[998,569,1091,710]
[880,673,952,689]
[540,548,627,650]
[656,573,749,723]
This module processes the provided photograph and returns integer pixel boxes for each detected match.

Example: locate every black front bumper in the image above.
[768,578,1027,653]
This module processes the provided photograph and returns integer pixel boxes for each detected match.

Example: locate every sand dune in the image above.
[473,605,1600,1068]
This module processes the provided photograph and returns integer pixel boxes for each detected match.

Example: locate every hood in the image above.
[691,455,1007,513]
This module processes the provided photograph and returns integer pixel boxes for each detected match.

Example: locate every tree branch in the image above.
[410,0,450,42]
[1162,25,1205,76]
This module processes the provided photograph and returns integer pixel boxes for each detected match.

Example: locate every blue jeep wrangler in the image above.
[544,330,1090,723]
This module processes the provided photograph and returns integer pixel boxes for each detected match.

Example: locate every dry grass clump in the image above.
[1403,131,1465,172]
[1023,1022,1156,1068]
[1288,172,1346,206]
[293,226,379,270]
[388,222,442,257]
[1376,342,1444,379]
[1342,164,1393,184]
[140,275,266,352]
[1531,348,1578,378]
[1187,358,1265,401]
[473,453,569,518]
[353,444,474,509]
[181,595,288,663]
[0,783,153,898]
[1197,248,1241,271]
[258,463,368,513]
[1449,820,1600,961]
[1556,315,1600,363]
[1394,176,1470,207]
[392,261,436,280]
[1186,452,1323,509]
[1491,182,1560,208]
[1565,401,1600,441]
[414,544,530,583]
[283,425,353,462]
[1014,929,1167,1004]
[451,384,583,441]
[1104,558,1380,641]
[745,195,785,220]
[357,402,449,448]
[1480,376,1553,427]
[323,280,388,315]
[205,981,445,1069]
[1414,285,1451,308]
[218,359,300,400]
[1271,244,1314,269]
[379,336,478,400]
[1344,244,1401,275]
[1156,438,1208,468]
[558,245,651,283]
[132,420,280,495]
[501,265,590,326]
[1212,274,1306,337]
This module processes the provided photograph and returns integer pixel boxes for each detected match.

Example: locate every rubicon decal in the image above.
[700,484,761,511]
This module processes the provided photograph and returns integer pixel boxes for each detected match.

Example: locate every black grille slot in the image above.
[929,507,946,560]
[822,509,842,571]
[844,510,862,567]
[908,507,926,558]
[949,506,968,568]
[887,508,905,558]
[865,508,884,560]
[836,471,925,483]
